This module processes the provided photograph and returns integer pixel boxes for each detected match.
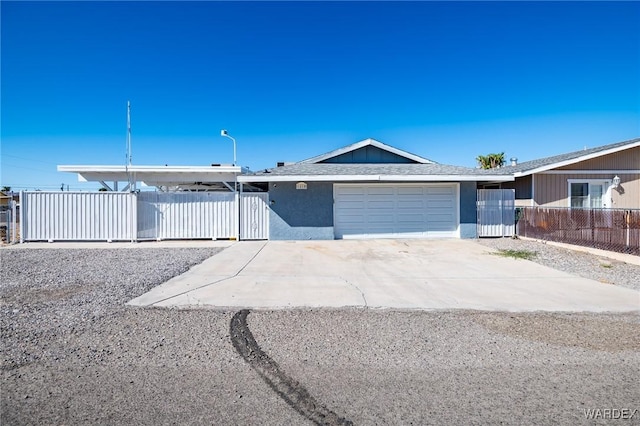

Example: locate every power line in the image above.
[1,153,59,165]
[1,163,60,174]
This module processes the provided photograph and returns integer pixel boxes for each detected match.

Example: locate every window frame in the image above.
[567,179,612,209]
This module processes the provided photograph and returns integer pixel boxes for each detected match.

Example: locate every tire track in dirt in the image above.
[229,310,353,426]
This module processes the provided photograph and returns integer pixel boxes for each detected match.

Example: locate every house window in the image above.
[568,180,609,208]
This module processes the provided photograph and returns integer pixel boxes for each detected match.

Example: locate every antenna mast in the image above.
[125,101,134,191]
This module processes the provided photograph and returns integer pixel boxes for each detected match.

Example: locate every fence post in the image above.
[626,210,630,249]
[131,192,138,243]
[19,191,25,244]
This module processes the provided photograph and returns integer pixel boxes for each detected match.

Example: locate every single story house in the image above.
[52,136,637,243]
[479,138,639,209]
[238,138,513,240]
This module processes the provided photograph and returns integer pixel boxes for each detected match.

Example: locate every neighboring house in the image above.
[238,138,513,240]
[480,138,639,209]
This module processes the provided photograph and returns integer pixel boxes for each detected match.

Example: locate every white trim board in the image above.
[540,170,640,175]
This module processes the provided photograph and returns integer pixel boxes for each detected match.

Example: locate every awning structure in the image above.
[57,165,242,192]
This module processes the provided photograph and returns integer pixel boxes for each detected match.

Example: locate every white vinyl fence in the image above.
[477,189,515,237]
[20,191,268,242]
[137,192,236,240]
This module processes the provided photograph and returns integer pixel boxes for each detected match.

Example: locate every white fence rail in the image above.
[19,191,267,242]
[477,189,515,237]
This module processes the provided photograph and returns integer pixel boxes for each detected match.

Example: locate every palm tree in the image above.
[476,152,505,169]
[1,186,11,192]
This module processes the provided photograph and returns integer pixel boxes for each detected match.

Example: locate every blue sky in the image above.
[1,1,638,191]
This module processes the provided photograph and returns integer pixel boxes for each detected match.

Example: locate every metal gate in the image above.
[137,192,235,240]
[240,193,269,240]
[477,189,515,237]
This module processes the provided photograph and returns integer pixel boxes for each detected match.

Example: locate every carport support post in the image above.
[237,182,244,241]
[234,179,240,241]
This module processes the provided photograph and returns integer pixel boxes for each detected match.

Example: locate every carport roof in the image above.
[238,163,514,182]
[58,165,241,188]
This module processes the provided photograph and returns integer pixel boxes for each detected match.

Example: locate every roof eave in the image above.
[238,174,514,183]
[58,165,241,173]
[513,140,640,177]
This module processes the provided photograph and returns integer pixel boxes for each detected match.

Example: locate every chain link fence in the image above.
[516,207,640,256]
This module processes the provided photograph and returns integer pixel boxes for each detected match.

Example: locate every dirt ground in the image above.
[3,306,639,425]
[2,246,639,425]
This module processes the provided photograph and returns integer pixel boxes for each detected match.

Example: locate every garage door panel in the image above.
[368,200,395,209]
[427,186,455,195]
[397,213,426,221]
[338,201,365,209]
[368,214,395,224]
[336,214,365,223]
[367,187,395,195]
[337,186,365,195]
[334,184,458,239]
[427,200,454,209]
[397,200,425,209]
[397,187,425,195]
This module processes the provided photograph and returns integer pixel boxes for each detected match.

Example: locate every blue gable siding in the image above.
[268,182,334,240]
[320,146,416,164]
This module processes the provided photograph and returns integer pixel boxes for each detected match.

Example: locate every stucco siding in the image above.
[268,181,334,240]
[459,181,477,238]
[557,146,639,170]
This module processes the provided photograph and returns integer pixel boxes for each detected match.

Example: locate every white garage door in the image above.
[334,184,459,239]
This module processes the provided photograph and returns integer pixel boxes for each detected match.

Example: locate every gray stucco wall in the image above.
[459,181,477,238]
[268,181,334,240]
[267,180,478,240]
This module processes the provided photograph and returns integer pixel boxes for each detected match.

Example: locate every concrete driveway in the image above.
[128,239,640,312]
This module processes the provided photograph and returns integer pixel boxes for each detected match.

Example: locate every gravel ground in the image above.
[1,243,639,425]
[476,237,640,291]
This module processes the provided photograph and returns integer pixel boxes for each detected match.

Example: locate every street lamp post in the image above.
[220,130,236,166]
[220,129,239,240]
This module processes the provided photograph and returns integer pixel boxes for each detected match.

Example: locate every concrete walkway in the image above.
[127,239,640,312]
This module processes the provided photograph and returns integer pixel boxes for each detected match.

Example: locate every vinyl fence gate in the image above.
[240,193,269,240]
[477,189,516,237]
[137,192,236,240]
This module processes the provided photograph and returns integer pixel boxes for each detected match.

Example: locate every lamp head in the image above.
[221,129,228,136]
[612,175,621,188]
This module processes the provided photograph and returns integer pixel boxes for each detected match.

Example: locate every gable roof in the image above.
[497,138,640,177]
[299,138,435,164]
[238,163,513,183]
